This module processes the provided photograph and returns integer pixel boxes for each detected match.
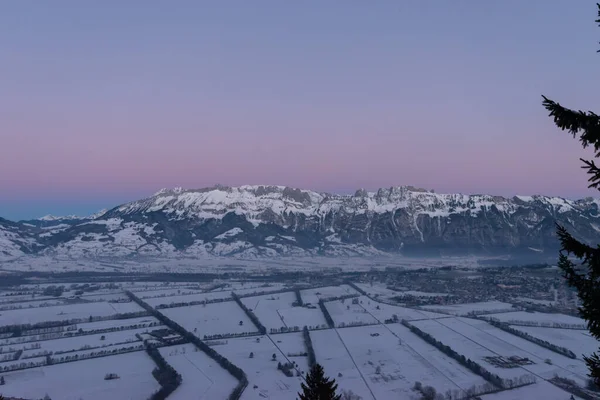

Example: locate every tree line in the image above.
[143,341,182,400]
[402,320,536,390]
[303,326,316,368]
[231,292,267,335]
[486,319,577,359]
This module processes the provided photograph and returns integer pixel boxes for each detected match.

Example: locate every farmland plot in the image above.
[387,323,488,391]
[421,301,516,316]
[159,343,237,400]
[134,288,205,300]
[456,317,590,385]
[217,335,305,400]
[300,285,359,305]
[359,300,447,322]
[509,325,599,358]
[0,351,159,400]
[162,302,257,338]
[338,325,468,399]
[18,326,160,358]
[70,316,161,332]
[310,328,375,400]
[144,291,233,307]
[410,319,531,382]
[0,298,68,311]
[325,297,378,327]
[485,311,586,328]
[241,292,296,330]
[270,332,310,372]
[0,302,142,325]
[479,381,578,400]
[105,300,144,313]
[242,292,326,331]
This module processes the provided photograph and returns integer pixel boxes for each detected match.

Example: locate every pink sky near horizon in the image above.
[2,1,600,218]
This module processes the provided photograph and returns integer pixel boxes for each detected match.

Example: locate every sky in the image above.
[2,1,600,220]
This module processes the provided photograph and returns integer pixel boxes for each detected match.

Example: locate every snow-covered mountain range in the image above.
[2,185,599,260]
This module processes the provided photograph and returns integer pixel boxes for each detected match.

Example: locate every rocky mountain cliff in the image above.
[2,185,600,259]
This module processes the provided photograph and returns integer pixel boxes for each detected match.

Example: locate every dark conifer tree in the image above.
[542,3,600,386]
[298,363,341,400]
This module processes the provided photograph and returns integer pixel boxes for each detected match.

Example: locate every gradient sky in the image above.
[2,1,600,220]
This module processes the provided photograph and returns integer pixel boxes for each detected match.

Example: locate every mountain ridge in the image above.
[2,185,599,260]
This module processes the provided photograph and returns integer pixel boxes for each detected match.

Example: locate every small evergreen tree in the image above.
[298,363,342,400]
[542,3,600,386]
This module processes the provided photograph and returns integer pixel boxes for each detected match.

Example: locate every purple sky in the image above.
[2,1,600,219]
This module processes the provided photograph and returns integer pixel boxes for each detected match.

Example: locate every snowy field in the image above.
[310,328,375,400]
[241,291,327,330]
[159,343,238,399]
[241,292,297,330]
[387,323,488,391]
[479,381,579,400]
[270,332,311,373]
[509,325,599,357]
[410,318,535,381]
[0,351,159,400]
[300,285,359,305]
[69,316,160,332]
[162,302,257,338]
[337,325,473,399]
[0,301,144,325]
[133,288,205,299]
[217,335,305,399]
[359,299,448,322]
[144,291,234,307]
[415,317,590,385]
[485,311,586,327]
[420,301,516,316]
[18,326,160,358]
[325,297,378,327]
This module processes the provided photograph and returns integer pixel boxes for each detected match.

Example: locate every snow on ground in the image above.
[18,326,160,357]
[0,302,140,325]
[387,323,488,391]
[457,318,590,384]
[0,351,159,400]
[134,288,205,299]
[69,316,160,332]
[270,332,310,373]
[509,325,599,358]
[325,297,378,327]
[162,302,256,338]
[159,343,237,399]
[241,292,297,331]
[354,283,451,302]
[419,317,590,385]
[310,328,375,400]
[217,335,305,399]
[300,285,359,305]
[0,298,68,310]
[359,299,448,322]
[410,318,533,382]
[420,301,516,316]
[513,297,556,306]
[242,292,327,330]
[144,291,233,307]
[105,300,144,313]
[78,292,131,302]
[485,311,586,327]
[479,380,579,400]
[337,325,470,399]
